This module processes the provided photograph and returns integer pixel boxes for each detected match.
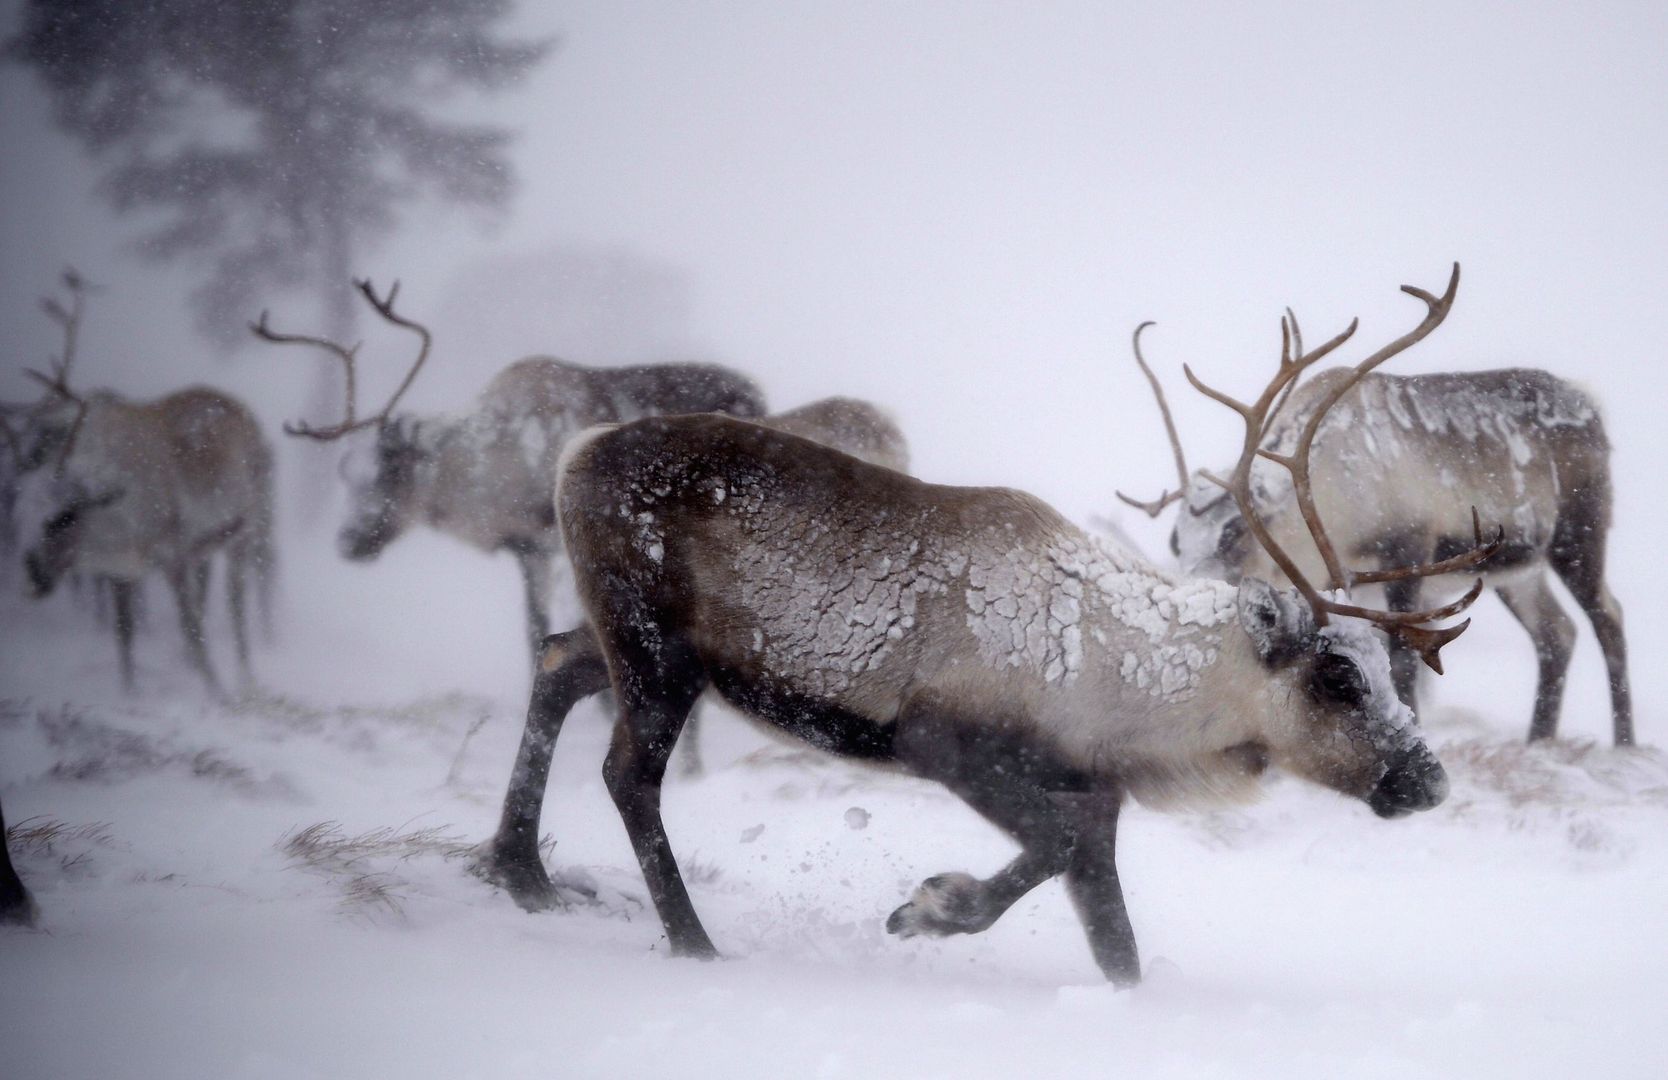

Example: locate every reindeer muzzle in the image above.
[1367,744,1448,819]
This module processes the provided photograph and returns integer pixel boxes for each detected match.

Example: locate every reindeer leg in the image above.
[111,579,137,693]
[168,564,224,700]
[600,634,715,959]
[0,796,38,927]
[481,627,612,910]
[674,701,705,779]
[1059,790,1139,986]
[1496,576,1575,743]
[1548,514,1632,746]
[1374,535,1427,712]
[512,546,553,669]
[885,702,1137,978]
[227,545,253,689]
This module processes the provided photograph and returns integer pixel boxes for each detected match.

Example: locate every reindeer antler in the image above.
[1115,322,1193,518]
[1187,263,1499,673]
[23,269,93,473]
[251,278,432,441]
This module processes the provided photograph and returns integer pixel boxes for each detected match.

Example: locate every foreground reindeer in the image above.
[0,796,36,927]
[254,281,770,660]
[482,266,1493,985]
[1120,324,1629,745]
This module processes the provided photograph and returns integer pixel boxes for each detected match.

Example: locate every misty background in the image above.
[2,0,1665,736]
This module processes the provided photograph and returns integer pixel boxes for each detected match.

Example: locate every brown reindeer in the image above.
[253,280,770,663]
[22,385,275,697]
[1120,320,1629,745]
[17,278,275,698]
[480,266,1494,986]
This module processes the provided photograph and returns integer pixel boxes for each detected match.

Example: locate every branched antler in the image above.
[1115,322,1191,517]
[23,269,94,473]
[1187,263,1499,673]
[251,278,432,441]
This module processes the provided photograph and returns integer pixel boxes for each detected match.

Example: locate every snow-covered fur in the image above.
[484,413,1449,987]
[21,387,275,698]
[1173,367,1630,745]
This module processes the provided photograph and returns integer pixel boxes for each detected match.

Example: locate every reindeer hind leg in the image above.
[112,579,137,693]
[168,563,224,700]
[1496,575,1576,742]
[598,626,715,959]
[1548,480,1633,746]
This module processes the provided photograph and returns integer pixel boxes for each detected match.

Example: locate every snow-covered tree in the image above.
[7,1,549,351]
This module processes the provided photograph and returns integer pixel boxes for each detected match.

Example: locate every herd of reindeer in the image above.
[0,263,1635,987]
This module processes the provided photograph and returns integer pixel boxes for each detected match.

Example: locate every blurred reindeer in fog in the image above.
[254,279,772,665]
[17,273,276,698]
[256,281,916,774]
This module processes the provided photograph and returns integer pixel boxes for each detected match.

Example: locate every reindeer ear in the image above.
[1237,577,1313,666]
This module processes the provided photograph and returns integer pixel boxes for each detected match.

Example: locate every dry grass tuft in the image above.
[278,821,477,919]
[1439,738,1668,811]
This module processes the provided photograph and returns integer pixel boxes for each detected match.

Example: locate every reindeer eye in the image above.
[1217,518,1246,554]
[1312,654,1368,705]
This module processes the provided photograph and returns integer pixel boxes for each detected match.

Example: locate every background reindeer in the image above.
[17,279,275,698]
[1118,322,1630,746]
[481,267,1493,986]
[254,279,770,662]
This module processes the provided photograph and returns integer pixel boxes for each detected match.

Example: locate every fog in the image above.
[7,0,1665,709]
[3,3,1667,1077]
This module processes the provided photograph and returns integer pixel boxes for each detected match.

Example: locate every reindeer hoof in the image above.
[473,845,594,913]
[668,936,721,961]
[885,872,994,938]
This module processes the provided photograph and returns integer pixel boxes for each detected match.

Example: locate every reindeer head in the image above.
[23,484,124,597]
[1171,471,1256,579]
[252,278,434,563]
[337,416,428,560]
[1141,265,1497,818]
[1232,577,1446,817]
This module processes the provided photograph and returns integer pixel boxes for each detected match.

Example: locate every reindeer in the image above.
[22,386,275,697]
[759,396,910,473]
[478,266,1495,986]
[17,279,275,697]
[253,280,771,663]
[0,796,36,928]
[1118,316,1629,746]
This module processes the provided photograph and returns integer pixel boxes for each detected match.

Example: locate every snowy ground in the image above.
[3,519,1666,1080]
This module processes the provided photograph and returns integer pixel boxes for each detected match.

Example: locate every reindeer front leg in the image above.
[1059,790,1139,986]
[887,702,1140,985]
[167,563,224,700]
